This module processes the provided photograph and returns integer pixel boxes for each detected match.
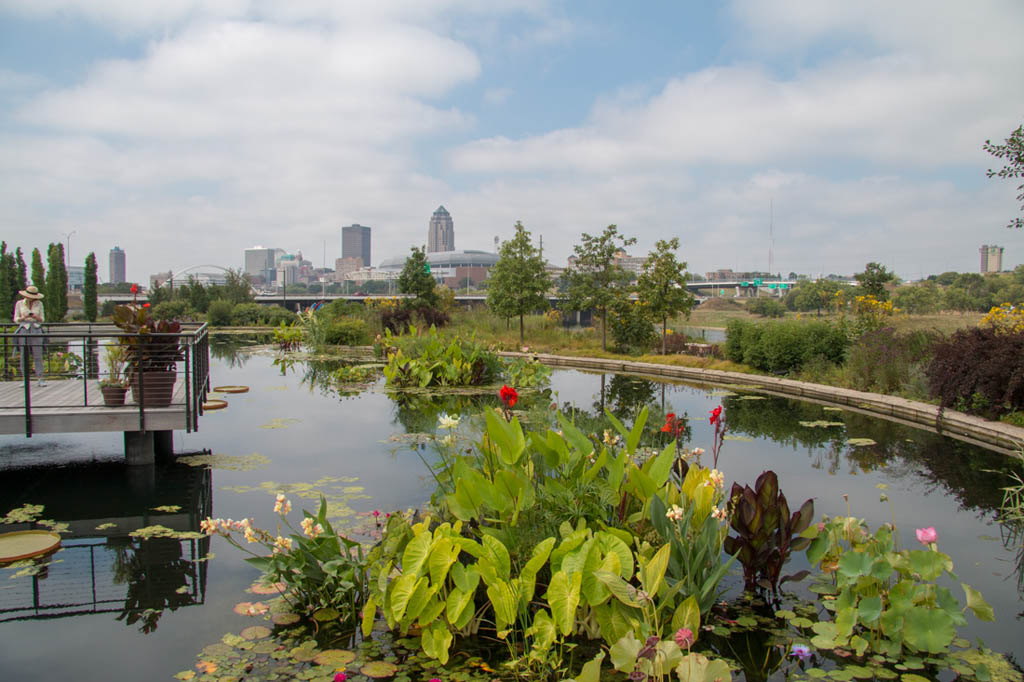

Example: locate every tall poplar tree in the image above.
[45,243,67,321]
[0,242,12,321]
[566,225,636,351]
[84,252,98,321]
[487,221,551,344]
[636,238,695,354]
[31,248,45,291]
[15,247,27,292]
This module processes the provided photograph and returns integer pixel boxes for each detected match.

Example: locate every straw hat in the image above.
[19,285,43,300]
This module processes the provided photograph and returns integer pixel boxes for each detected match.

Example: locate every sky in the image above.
[1,1,1023,284]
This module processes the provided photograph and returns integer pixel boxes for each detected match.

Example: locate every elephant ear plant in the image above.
[723,470,813,593]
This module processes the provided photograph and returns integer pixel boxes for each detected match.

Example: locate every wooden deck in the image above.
[0,378,190,436]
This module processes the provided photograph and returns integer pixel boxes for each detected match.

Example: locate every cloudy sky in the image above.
[1,1,1022,283]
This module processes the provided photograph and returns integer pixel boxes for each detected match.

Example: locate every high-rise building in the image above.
[244,246,277,286]
[341,224,371,268]
[109,246,126,284]
[427,206,455,253]
[980,245,1004,273]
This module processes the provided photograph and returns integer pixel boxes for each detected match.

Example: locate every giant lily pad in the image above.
[240,626,271,640]
[313,649,355,666]
[361,661,398,678]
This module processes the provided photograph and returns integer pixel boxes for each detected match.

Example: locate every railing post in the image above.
[185,340,192,433]
[21,351,32,437]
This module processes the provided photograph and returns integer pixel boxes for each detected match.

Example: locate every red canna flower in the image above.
[142,302,151,308]
[660,412,676,433]
[130,284,138,294]
[499,385,518,409]
[709,405,722,426]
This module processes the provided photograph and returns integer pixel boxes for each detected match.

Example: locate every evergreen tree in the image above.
[854,262,896,301]
[55,242,68,318]
[397,246,438,308]
[15,247,27,292]
[31,248,45,291]
[486,221,551,344]
[45,243,66,321]
[0,242,12,321]
[566,225,636,351]
[84,252,98,321]
[637,237,695,354]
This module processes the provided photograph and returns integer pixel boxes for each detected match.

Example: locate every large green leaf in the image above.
[903,607,955,653]
[644,442,678,488]
[610,631,643,673]
[484,409,526,466]
[481,534,511,582]
[838,551,873,579]
[446,586,476,630]
[402,576,434,625]
[420,620,453,664]
[573,652,606,682]
[858,595,883,624]
[388,572,420,623]
[486,579,520,633]
[641,543,671,595]
[906,550,945,582]
[594,570,640,607]
[962,583,995,622]
[520,536,556,603]
[671,594,701,638]
[527,609,557,655]
[427,537,458,586]
[545,570,582,636]
[401,530,432,577]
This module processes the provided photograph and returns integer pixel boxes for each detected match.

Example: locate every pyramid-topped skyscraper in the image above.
[427,205,455,253]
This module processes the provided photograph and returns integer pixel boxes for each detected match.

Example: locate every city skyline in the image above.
[1,3,1022,283]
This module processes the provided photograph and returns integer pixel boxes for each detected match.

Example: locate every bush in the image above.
[321,299,364,320]
[415,305,450,329]
[262,305,298,327]
[748,297,786,318]
[609,300,657,354]
[381,307,413,334]
[100,300,116,318]
[846,327,938,394]
[151,300,192,321]
[927,327,1024,419]
[206,300,233,326]
[230,303,297,326]
[323,317,371,346]
[725,319,848,374]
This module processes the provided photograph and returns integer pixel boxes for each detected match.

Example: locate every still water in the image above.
[0,340,1021,681]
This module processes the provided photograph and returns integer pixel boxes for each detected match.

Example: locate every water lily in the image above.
[438,413,460,429]
[916,526,938,545]
[334,673,347,682]
[789,644,812,660]
[372,509,381,518]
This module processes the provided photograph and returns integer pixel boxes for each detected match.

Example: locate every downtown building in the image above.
[109,246,126,284]
[980,244,1004,274]
[244,246,277,286]
[341,224,372,268]
[427,206,455,253]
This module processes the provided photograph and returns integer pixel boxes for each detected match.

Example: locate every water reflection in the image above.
[0,460,212,632]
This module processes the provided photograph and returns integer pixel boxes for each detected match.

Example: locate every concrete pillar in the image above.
[124,431,155,466]
[126,463,156,496]
[154,430,174,460]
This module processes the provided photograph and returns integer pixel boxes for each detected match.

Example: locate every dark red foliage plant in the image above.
[926,327,1024,419]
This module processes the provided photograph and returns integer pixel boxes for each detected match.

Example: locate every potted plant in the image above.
[99,343,129,406]
[112,304,184,407]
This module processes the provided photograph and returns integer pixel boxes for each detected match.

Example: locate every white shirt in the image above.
[13,298,44,326]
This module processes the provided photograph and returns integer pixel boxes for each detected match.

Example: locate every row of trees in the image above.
[0,242,99,323]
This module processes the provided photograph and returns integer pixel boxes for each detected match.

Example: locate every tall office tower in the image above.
[244,246,277,285]
[427,205,455,253]
[979,244,1004,273]
[341,224,372,268]
[109,246,126,283]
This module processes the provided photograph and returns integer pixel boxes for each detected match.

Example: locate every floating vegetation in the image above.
[823,407,844,412]
[233,601,269,616]
[361,660,398,678]
[847,438,878,447]
[129,525,205,540]
[723,434,754,442]
[799,420,846,428]
[219,476,370,528]
[5,558,62,579]
[95,522,117,530]
[250,580,287,595]
[178,452,271,471]
[265,385,288,392]
[260,417,301,429]
[736,395,767,400]
[240,625,272,640]
[2,503,44,524]
[35,518,70,534]
[152,505,182,513]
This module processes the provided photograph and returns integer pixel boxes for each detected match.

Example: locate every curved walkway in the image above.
[505,351,1024,458]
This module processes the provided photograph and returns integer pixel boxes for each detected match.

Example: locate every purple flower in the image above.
[790,644,812,661]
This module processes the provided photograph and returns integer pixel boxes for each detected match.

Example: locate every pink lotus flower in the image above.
[372,509,381,518]
[916,527,937,545]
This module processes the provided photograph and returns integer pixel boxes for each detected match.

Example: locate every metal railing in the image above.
[0,322,210,437]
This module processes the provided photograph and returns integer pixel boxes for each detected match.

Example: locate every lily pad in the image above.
[271,612,301,625]
[233,601,269,616]
[152,505,182,512]
[361,661,399,678]
[241,626,272,640]
[261,418,301,429]
[94,522,117,530]
[847,438,877,447]
[250,581,287,595]
[313,650,356,666]
[723,435,753,442]
[178,452,271,471]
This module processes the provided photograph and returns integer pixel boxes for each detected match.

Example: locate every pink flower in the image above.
[334,673,347,682]
[429,679,441,682]
[674,627,694,648]
[915,527,937,545]
[372,509,381,518]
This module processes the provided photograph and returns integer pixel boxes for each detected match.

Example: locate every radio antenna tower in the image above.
[768,199,774,278]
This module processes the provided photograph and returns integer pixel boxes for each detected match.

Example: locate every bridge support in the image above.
[154,430,175,460]
[124,431,154,465]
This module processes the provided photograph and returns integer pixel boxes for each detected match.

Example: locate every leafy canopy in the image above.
[566,225,636,350]
[398,246,438,308]
[854,262,895,301]
[487,221,551,342]
[636,238,694,353]
[984,122,1024,229]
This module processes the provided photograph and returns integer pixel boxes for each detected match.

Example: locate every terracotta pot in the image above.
[130,369,176,407]
[100,384,128,407]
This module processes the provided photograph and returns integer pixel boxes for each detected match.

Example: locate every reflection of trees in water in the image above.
[111,536,208,634]
[209,334,266,368]
[722,394,1024,516]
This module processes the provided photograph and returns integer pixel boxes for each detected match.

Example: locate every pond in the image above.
[0,337,1022,681]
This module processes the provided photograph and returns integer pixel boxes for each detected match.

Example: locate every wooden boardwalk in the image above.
[0,378,190,436]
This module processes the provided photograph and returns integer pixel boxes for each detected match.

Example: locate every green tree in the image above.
[30,248,45,291]
[566,224,636,350]
[984,122,1024,229]
[15,247,26,292]
[486,221,551,344]
[854,262,895,301]
[892,281,942,314]
[0,242,12,321]
[636,237,694,353]
[397,246,438,308]
[83,252,98,321]
[45,243,66,321]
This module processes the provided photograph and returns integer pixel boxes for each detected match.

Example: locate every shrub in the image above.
[321,299,364,320]
[380,307,413,334]
[416,305,450,328]
[609,299,657,354]
[100,300,116,318]
[724,319,848,374]
[747,297,786,318]
[230,303,297,326]
[323,317,370,346]
[261,305,298,327]
[151,300,191,321]
[206,300,233,326]
[845,327,938,394]
[926,327,1024,419]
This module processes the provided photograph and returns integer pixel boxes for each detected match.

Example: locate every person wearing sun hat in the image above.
[13,285,46,385]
